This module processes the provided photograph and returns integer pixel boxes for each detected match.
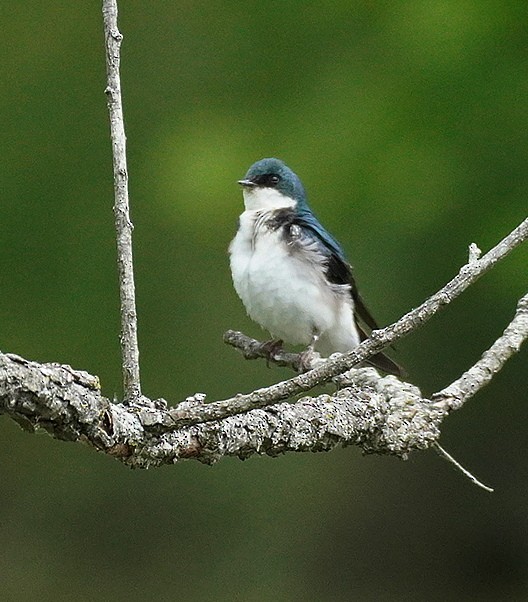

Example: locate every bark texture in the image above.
[103,0,141,401]
[0,352,445,468]
[1,286,526,470]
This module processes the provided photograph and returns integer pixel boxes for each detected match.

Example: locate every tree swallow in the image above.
[229,157,402,375]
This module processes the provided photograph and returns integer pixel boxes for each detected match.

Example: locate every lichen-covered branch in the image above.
[0,351,444,468]
[103,0,141,401]
[1,282,526,469]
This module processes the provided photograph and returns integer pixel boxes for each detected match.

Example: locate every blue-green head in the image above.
[238,158,310,211]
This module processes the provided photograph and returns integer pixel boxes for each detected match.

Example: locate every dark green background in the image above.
[2,2,527,600]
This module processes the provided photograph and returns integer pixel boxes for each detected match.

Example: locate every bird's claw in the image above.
[255,339,284,366]
[296,347,320,372]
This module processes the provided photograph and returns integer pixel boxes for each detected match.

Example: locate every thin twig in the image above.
[170,218,528,426]
[223,330,321,372]
[102,0,141,402]
[433,442,494,493]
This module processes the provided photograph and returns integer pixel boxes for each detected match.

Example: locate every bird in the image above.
[229,157,402,376]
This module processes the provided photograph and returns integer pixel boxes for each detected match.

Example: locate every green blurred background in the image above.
[2,2,528,600]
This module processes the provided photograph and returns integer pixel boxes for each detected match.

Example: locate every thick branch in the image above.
[102,0,141,401]
[0,352,444,468]
[1,287,526,469]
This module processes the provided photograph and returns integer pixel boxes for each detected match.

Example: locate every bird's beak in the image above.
[237,179,256,187]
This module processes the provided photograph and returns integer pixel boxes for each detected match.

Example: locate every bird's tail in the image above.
[356,323,406,377]
[366,350,406,377]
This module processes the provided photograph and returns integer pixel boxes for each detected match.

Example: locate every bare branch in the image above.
[223,330,321,372]
[0,352,444,468]
[0,288,526,471]
[102,0,141,401]
[225,287,528,423]
[433,443,494,493]
[172,217,528,427]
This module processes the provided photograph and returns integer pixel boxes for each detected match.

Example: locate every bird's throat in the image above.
[243,187,296,212]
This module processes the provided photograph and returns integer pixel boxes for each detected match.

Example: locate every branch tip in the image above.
[433,442,494,493]
[468,242,482,263]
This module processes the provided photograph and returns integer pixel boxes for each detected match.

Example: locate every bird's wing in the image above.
[292,212,378,331]
[293,212,404,377]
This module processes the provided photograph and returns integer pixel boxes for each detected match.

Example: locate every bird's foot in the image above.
[295,333,321,372]
[255,339,284,366]
[296,346,321,373]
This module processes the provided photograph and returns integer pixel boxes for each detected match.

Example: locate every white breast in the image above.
[229,208,361,355]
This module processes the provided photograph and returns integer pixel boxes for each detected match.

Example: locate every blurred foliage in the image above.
[1,2,528,600]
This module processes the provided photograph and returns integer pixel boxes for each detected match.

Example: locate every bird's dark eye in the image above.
[269,175,280,186]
